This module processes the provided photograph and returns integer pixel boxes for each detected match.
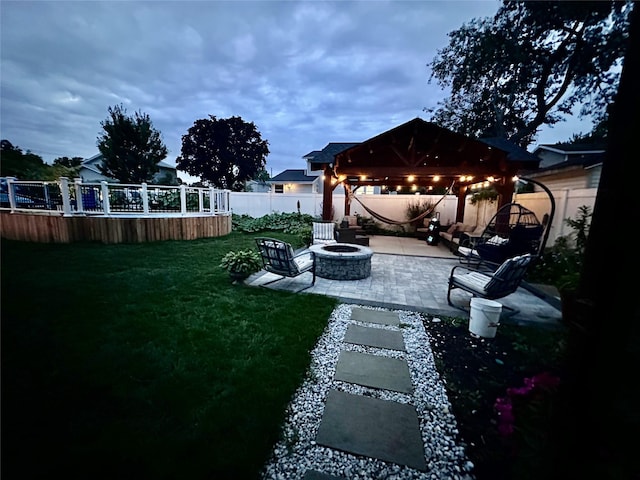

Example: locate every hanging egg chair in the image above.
[470,202,547,265]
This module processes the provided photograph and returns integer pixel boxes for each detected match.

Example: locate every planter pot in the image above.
[229,271,250,282]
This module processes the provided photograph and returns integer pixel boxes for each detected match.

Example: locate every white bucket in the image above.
[469,298,502,338]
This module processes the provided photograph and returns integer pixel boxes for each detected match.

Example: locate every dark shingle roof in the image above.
[302,150,322,159]
[536,143,606,153]
[479,137,540,163]
[269,169,316,182]
[308,142,360,165]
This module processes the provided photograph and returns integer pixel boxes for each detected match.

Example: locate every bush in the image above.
[405,199,435,231]
[527,205,592,290]
[232,212,315,234]
[219,249,262,276]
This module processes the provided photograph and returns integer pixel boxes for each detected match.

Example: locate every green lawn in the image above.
[1,233,338,479]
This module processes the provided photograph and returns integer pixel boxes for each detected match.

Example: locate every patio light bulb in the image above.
[360,175,367,181]
[433,175,440,182]
[411,185,417,191]
[407,175,415,182]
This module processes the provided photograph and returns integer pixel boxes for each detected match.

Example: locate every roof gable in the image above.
[332,118,537,182]
[269,169,317,182]
[82,153,175,171]
[308,142,360,166]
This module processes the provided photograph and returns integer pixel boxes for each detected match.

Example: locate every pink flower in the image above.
[494,372,560,438]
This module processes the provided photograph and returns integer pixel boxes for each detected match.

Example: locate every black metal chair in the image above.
[255,237,316,291]
[447,253,533,316]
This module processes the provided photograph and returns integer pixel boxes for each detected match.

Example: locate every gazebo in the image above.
[317,118,541,223]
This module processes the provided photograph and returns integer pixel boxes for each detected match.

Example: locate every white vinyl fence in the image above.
[230,188,598,246]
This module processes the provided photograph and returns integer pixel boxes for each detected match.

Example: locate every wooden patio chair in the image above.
[255,237,316,291]
[447,253,533,316]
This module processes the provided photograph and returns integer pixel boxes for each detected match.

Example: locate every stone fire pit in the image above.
[308,243,373,280]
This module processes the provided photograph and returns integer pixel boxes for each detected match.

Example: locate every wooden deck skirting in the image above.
[0,212,232,244]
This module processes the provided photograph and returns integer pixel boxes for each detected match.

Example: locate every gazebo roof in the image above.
[329,118,539,189]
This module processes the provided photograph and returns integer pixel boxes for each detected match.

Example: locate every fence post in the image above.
[59,177,73,216]
[7,177,17,213]
[141,183,149,215]
[74,178,84,214]
[180,185,187,215]
[101,181,111,215]
[198,188,204,213]
[209,187,215,214]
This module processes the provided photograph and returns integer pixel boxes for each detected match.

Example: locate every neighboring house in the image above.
[78,153,178,185]
[268,169,318,194]
[244,179,271,193]
[525,143,606,191]
[269,142,385,194]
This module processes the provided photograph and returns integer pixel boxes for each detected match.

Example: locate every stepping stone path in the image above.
[314,307,428,473]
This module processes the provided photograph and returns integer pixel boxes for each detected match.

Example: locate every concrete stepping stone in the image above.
[343,324,405,351]
[335,350,413,394]
[350,307,400,326]
[316,389,426,471]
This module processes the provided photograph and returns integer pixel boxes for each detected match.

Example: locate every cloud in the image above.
[0,0,587,182]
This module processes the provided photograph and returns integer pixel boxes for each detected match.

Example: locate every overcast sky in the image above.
[1,0,594,182]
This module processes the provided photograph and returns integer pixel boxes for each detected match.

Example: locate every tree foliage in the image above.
[176,116,270,191]
[97,104,168,183]
[426,1,633,147]
[0,140,49,179]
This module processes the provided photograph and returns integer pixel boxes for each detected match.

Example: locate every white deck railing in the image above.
[0,177,231,217]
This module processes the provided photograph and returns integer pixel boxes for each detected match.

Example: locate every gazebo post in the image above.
[322,165,334,220]
[455,185,468,223]
[343,183,352,216]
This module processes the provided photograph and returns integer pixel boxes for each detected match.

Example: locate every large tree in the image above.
[0,140,49,179]
[427,1,633,147]
[176,115,269,191]
[97,104,168,183]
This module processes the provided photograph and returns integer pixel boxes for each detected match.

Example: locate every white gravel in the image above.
[260,303,475,480]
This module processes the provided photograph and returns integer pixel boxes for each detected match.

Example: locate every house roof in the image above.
[308,143,360,166]
[269,169,317,183]
[302,150,322,159]
[529,143,606,175]
[479,137,541,163]
[534,143,606,154]
[525,155,604,176]
[82,153,176,170]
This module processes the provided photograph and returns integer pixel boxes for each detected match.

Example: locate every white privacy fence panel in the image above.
[231,188,597,246]
[230,191,459,226]
[514,188,597,245]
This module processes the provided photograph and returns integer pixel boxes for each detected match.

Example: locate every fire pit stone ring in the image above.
[308,243,373,280]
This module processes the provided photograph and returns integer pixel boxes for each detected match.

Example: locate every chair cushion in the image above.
[452,271,491,294]
[469,225,485,236]
[293,252,314,271]
[260,240,296,273]
[344,215,358,227]
[445,223,460,235]
[457,246,480,258]
[487,235,509,245]
[313,222,336,241]
[485,254,531,292]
